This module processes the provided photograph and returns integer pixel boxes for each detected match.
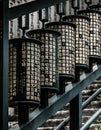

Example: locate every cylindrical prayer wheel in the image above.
[78,10,101,66]
[9,38,42,107]
[45,22,76,81]
[27,29,61,92]
[63,15,90,72]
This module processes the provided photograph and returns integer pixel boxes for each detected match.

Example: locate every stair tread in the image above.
[37,127,54,130]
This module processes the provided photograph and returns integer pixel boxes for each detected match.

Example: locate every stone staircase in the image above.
[37,79,101,130]
[82,80,101,130]
[8,78,101,130]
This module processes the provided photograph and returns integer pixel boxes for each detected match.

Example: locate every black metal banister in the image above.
[54,87,101,130]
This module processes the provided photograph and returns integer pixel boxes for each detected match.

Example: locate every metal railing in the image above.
[54,88,101,130]
[80,109,101,130]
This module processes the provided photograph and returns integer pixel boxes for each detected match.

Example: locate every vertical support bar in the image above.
[40,89,49,108]
[0,1,9,130]
[70,93,82,130]
[18,104,29,125]
[58,77,65,94]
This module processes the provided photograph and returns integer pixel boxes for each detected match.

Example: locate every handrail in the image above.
[80,108,101,130]
[82,88,101,109]
[54,88,101,130]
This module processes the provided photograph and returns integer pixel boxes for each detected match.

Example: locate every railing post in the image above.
[70,93,82,130]
[0,1,9,130]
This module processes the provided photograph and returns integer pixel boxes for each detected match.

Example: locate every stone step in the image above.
[91,100,101,104]
[82,101,101,109]
[37,127,54,130]
[82,86,99,92]
[96,96,101,100]
[83,84,101,92]
[82,89,93,95]
[53,110,69,119]
[89,101,101,108]
[82,95,91,101]
[82,88,98,96]
[82,116,92,123]
[83,108,98,116]
[42,119,64,127]
[82,114,101,124]
[64,125,70,130]
[38,126,70,130]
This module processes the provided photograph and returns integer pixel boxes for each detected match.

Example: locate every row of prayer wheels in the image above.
[9,4,101,108]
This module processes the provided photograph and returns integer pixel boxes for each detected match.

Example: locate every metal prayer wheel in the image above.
[45,22,76,81]
[78,10,101,66]
[26,29,61,92]
[9,38,42,107]
[45,22,76,93]
[63,15,90,72]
